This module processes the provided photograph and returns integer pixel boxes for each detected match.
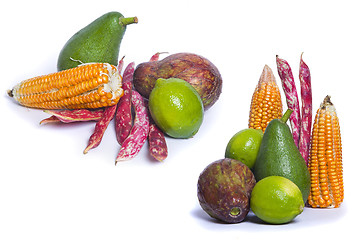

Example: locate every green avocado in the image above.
[57,11,137,71]
[253,109,311,203]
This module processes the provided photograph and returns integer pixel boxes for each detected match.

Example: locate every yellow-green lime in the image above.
[148,78,204,139]
[225,128,263,169]
[250,176,304,224]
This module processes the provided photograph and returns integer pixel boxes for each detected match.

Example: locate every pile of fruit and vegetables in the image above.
[7,11,222,162]
[198,56,343,224]
[7,11,343,225]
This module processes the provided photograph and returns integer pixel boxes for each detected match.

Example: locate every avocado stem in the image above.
[120,16,138,26]
[281,109,293,123]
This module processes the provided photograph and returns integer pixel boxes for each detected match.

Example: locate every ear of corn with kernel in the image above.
[307,95,343,208]
[8,63,123,109]
[248,65,283,132]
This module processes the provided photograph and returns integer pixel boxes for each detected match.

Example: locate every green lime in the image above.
[225,128,263,169]
[250,176,304,224]
[148,78,204,139]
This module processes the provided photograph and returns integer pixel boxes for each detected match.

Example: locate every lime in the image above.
[148,78,204,139]
[225,128,263,169]
[250,176,304,224]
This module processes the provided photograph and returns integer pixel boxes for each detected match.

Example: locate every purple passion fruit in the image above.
[197,158,256,223]
[133,52,222,110]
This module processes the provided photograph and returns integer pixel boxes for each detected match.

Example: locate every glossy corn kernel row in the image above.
[8,63,123,109]
[249,65,283,132]
[307,96,343,208]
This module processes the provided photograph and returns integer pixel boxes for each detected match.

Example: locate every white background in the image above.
[1,0,358,239]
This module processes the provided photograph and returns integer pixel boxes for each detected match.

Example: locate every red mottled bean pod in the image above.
[115,90,149,163]
[276,55,301,147]
[42,109,104,123]
[115,62,135,144]
[147,52,168,161]
[40,115,61,125]
[117,56,125,74]
[149,52,168,62]
[148,123,168,161]
[83,104,117,154]
[298,53,312,164]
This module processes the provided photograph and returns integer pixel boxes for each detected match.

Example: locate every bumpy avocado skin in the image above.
[253,119,311,203]
[57,12,126,71]
[197,158,256,223]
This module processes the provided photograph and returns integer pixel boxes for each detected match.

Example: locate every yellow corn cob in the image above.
[307,95,343,208]
[8,63,123,109]
[248,65,283,132]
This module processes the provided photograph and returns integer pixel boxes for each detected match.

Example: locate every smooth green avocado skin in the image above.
[57,12,126,71]
[253,118,311,203]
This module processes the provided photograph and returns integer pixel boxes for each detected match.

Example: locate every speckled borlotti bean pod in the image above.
[40,115,61,124]
[276,55,301,147]
[115,61,135,145]
[42,109,104,123]
[83,104,117,154]
[146,52,168,162]
[115,90,149,163]
[148,123,168,161]
[298,53,312,164]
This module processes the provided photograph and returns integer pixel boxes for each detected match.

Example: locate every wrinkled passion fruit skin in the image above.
[133,53,222,110]
[197,158,256,223]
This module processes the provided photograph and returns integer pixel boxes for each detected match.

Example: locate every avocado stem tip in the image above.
[120,16,138,26]
[281,109,293,123]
